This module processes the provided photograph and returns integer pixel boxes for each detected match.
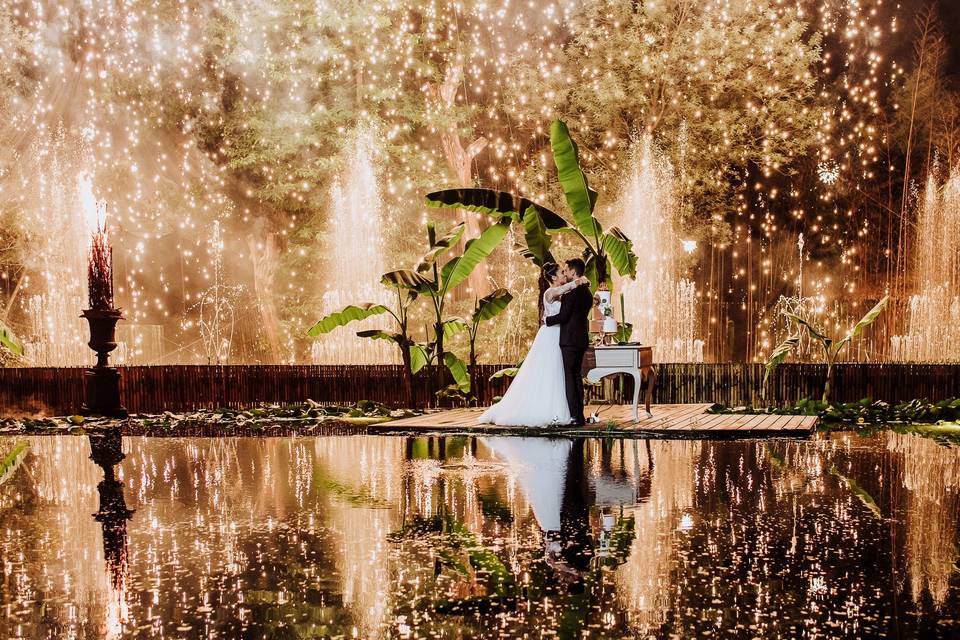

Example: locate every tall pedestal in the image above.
[81,308,128,418]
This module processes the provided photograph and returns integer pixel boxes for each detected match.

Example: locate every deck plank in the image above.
[376,404,815,436]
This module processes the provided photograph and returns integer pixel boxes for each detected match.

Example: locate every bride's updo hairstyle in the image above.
[541,262,560,283]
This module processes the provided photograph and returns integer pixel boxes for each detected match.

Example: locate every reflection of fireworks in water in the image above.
[886,431,960,607]
[614,440,700,631]
[613,137,703,362]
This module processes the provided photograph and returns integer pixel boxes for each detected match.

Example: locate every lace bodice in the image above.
[542,280,581,320]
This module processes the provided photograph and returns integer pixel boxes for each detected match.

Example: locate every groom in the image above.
[545,258,593,426]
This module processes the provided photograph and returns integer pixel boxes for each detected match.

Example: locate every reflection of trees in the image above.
[638,435,960,637]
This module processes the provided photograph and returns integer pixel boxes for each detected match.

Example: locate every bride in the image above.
[479,263,588,427]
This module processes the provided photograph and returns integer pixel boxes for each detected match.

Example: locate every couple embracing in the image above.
[480,258,593,427]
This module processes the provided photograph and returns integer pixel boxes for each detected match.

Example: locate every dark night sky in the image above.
[872,1,960,80]
[938,0,960,76]
[919,0,960,75]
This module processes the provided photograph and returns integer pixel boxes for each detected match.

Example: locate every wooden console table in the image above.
[583,345,656,421]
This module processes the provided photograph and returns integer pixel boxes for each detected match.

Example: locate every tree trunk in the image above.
[469,340,478,406]
[246,232,283,363]
[434,320,445,405]
[822,361,834,405]
[430,64,490,299]
[0,269,25,324]
[399,339,415,409]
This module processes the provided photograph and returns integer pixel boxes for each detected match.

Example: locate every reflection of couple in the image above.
[482,437,590,574]
[480,258,593,427]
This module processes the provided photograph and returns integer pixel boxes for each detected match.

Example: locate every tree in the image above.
[426,64,491,298]
[517,0,822,231]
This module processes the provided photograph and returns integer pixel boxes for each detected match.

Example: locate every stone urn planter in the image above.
[81,308,128,418]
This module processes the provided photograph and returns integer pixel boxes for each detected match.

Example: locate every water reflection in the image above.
[89,431,133,639]
[0,433,958,638]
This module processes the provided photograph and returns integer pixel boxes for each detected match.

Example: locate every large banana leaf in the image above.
[520,206,554,266]
[409,344,429,374]
[550,119,602,244]
[835,296,890,355]
[440,219,511,292]
[443,352,471,392]
[308,303,389,336]
[489,364,521,380]
[382,269,436,295]
[442,318,469,340]
[763,334,800,389]
[0,320,23,357]
[417,222,465,272]
[603,227,638,279]
[425,188,568,230]
[473,288,513,323]
[583,254,601,293]
[358,330,428,375]
[784,312,830,346]
[356,329,403,342]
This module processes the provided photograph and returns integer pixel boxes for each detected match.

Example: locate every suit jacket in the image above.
[545,284,592,348]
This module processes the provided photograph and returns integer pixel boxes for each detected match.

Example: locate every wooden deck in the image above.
[374,403,818,437]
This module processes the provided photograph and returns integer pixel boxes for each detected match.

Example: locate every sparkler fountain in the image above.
[613,138,704,362]
[191,220,243,364]
[892,170,960,362]
[17,142,93,365]
[80,177,128,418]
[311,129,397,364]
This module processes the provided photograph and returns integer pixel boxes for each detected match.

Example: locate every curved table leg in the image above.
[642,367,656,417]
[630,372,641,422]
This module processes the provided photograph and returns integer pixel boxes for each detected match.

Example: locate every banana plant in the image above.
[766,296,890,404]
[388,220,511,396]
[425,119,638,291]
[308,273,428,407]
[444,288,513,397]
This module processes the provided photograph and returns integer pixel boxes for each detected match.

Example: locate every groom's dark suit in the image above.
[545,283,593,426]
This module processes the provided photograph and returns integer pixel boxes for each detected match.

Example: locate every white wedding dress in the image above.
[478,281,579,426]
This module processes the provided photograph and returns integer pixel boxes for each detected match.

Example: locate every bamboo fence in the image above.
[1,362,959,416]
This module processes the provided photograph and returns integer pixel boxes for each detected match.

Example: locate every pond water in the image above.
[1,432,959,639]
